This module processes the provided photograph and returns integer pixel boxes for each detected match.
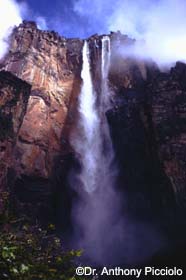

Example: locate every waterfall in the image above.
[74,40,101,193]
[101,35,111,104]
[70,38,118,264]
[69,37,165,266]
[72,38,114,194]
[99,36,116,187]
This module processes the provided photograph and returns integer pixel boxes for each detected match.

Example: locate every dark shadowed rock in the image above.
[0,70,30,208]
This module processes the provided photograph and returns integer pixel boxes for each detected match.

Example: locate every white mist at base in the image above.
[70,38,121,264]
[70,38,165,265]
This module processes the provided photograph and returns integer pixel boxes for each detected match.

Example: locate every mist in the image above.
[0,0,22,59]
[0,0,48,60]
[74,0,186,65]
[2,0,185,65]
[69,38,123,265]
[68,37,166,266]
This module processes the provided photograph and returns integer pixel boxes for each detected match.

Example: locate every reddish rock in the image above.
[0,70,30,206]
[1,21,83,178]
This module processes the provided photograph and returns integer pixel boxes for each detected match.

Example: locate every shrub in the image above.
[0,192,85,280]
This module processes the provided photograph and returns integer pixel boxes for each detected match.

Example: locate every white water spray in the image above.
[72,38,114,194]
[74,40,101,193]
[99,36,116,187]
[70,37,166,266]
[71,38,120,264]
[101,36,111,96]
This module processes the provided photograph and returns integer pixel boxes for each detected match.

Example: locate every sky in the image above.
[16,0,83,37]
[9,0,162,38]
[1,0,186,64]
[16,0,106,38]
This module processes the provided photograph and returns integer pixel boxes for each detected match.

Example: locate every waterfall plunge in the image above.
[72,38,115,194]
[70,38,120,264]
[70,37,165,266]
[101,36,111,106]
[76,40,101,193]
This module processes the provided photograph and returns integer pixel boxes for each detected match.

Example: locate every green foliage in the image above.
[0,192,85,280]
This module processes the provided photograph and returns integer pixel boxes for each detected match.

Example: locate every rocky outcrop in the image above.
[0,70,30,207]
[107,60,186,215]
[1,21,83,179]
[0,22,84,218]
[149,62,186,207]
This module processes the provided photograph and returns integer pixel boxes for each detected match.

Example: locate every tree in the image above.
[0,192,85,280]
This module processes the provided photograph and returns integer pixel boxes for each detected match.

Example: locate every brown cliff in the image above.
[0,71,30,207]
[149,62,186,206]
[1,21,83,179]
[107,60,186,216]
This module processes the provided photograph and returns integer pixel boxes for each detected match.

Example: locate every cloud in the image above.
[0,0,22,58]
[74,0,186,65]
[18,1,48,30]
[1,0,185,65]
[36,16,48,30]
[0,0,48,59]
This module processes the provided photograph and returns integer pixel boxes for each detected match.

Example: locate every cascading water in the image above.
[99,36,115,179]
[69,37,165,266]
[74,40,101,193]
[71,37,115,194]
[101,36,111,107]
[70,38,121,265]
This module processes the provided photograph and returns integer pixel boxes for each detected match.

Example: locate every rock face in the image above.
[0,70,30,207]
[0,21,186,222]
[107,59,186,216]
[149,62,186,207]
[107,72,175,219]
[1,21,83,179]
[0,21,84,218]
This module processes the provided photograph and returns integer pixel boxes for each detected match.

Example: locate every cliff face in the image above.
[107,60,186,215]
[0,21,84,218]
[0,71,30,207]
[1,21,186,220]
[150,62,186,207]
[1,21,83,179]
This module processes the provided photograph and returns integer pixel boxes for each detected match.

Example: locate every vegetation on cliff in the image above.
[0,192,84,280]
